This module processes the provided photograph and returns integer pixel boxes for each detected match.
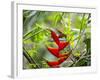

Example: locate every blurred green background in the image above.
[23,10,91,69]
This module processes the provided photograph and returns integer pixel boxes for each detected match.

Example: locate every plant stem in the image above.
[23,29,45,41]
[72,52,88,66]
[23,27,37,39]
[23,47,40,68]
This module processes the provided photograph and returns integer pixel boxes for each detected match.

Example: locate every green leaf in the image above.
[75,58,90,66]
[84,38,91,55]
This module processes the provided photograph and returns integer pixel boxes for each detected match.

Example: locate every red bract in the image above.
[46,55,70,68]
[47,46,69,58]
[51,30,60,45]
[51,30,69,50]
[59,41,69,50]
[58,56,68,64]
[59,53,69,58]
[46,30,70,68]
[47,47,59,57]
[58,54,70,64]
[47,61,59,68]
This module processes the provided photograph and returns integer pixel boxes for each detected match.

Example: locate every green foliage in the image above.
[75,58,90,66]
[23,10,91,69]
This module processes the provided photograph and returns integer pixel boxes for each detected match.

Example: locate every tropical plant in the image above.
[23,10,91,69]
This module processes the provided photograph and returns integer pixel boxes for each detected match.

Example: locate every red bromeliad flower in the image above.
[46,30,70,68]
[46,54,70,68]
